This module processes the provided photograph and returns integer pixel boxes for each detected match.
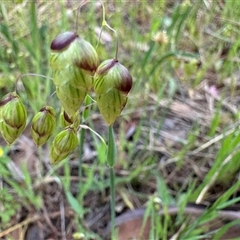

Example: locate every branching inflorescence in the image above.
[0,2,132,237]
[0,4,132,160]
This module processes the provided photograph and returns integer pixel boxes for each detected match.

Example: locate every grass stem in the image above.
[78,95,92,201]
[107,125,117,238]
[77,126,85,204]
[110,166,116,238]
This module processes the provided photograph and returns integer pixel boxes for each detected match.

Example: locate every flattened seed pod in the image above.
[94,59,132,125]
[0,92,27,144]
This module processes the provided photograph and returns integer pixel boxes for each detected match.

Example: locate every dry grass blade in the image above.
[191,123,239,155]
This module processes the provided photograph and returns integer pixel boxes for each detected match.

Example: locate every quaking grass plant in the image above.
[0,2,132,239]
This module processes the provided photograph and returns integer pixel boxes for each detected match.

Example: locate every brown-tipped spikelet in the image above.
[49,31,99,117]
[50,126,78,164]
[50,31,98,75]
[31,106,56,147]
[60,109,80,131]
[0,92,27,144]
[94,59,132,125]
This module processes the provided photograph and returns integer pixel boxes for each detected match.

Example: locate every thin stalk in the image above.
[14,73,54,113]
[107,125,117,167]
[107,125,117,238]
[75,0,90,33]
[109,166,115,238]
[78,127,85,200]
[97,0,119,59]
[15,73,53,93]
[77,95,92,201]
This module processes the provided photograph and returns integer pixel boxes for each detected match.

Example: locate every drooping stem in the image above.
[15,73,53,93]
[14,73,55,112]
[97,0,119,60]
[75,0,90,33]
[107,124,117,238]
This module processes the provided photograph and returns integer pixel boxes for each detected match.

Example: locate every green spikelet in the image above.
[50,126,78,164]
[52,67,93,117]
[60,109,80,131]
[94,59,132,125]
[31,106,56,147]
[49,31,98,117]
[55,81,86,117]
[52,66,93,91]
[0,92,27,144]
[50,31,98,75]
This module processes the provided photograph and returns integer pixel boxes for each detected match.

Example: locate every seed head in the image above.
[50,127,78,164]
[94,59,132,95]
[60,110,80,131]
[55,81,86,117]
[94,59,132,125]
[0,92,27,144]
[50,31,98,75]
[31,106,56,147]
